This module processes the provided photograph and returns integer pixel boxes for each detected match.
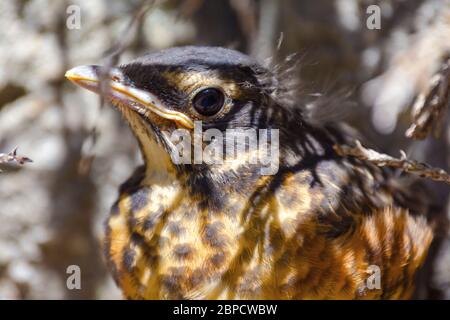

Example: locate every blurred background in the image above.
[0,0,449,299]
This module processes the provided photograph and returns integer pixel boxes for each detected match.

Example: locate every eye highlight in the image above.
[192,88,225,116]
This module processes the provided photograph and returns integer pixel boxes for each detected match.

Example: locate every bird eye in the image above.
[192,88,225,116]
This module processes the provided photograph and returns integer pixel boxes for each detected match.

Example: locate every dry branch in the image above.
[406,56,450,139]
[80,0,156,174]
[334,140,450,184]
[0,147,32,172]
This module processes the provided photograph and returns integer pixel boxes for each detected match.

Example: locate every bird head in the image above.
[66,46,299,178]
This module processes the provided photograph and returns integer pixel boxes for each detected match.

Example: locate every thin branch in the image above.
[79,0,157,175]
[250,0,280,60]
[406,56,450,139]
[102,0,157,65]
[334,140,450,184]
[0,147,32,172]
[99,0,157,105]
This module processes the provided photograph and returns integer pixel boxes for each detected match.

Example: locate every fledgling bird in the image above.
[66,46,433,299]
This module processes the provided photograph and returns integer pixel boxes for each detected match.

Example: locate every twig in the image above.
[102,0,156,65]
[406,56,450,139]
[79,0,157,175]
[0,147,32,172]
[334,140,450,184]
[250,0,280,60]
[99,0,157,105]
[229,0,257,45]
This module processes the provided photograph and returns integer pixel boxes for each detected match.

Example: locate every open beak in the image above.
[65,65,194,129]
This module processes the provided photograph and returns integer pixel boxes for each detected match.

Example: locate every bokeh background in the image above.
[0,0,449,299]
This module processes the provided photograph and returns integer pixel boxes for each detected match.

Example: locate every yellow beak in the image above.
[65,65,194,129]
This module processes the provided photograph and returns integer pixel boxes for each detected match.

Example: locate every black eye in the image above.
[192,88,225,116]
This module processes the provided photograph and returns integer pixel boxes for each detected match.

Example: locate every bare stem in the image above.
[0,147,32,172]
[406,56,450,139]
[334,140,450,184]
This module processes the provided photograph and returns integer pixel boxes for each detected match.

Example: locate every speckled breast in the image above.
[103,162,432,299]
